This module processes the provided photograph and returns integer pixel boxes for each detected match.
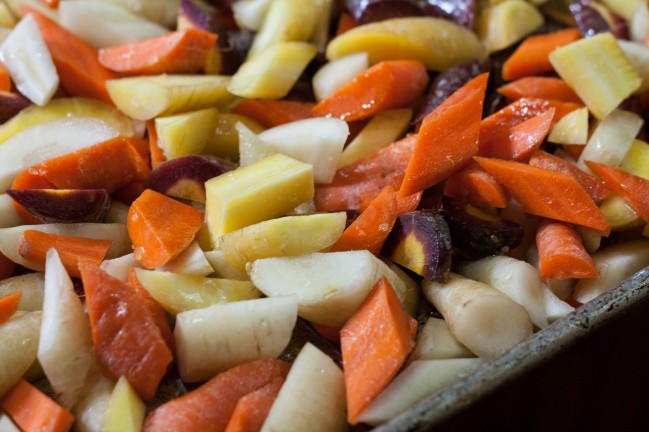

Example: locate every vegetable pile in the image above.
[2,0,649,431]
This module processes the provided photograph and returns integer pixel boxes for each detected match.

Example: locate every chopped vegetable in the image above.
[0,292,20,324]
[536,220,597,279]
[477,0,544,53]
[233,99,314,128]
[340,277,416,423]
[498,77,582,104]
[0,379,74,432]
[224,376,284,432]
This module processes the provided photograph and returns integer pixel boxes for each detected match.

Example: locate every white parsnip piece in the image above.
[0,273,44,311]
[409,317,475,362]
[0,311,41,396]
[423,273,533,360]
[459,255,549,328]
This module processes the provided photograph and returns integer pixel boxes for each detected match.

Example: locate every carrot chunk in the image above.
[233,100,314,128]
[479,98,582,157]
[80,263,173,401]
[24,7,117,104]
[127,268,174,352]
[529,150,610,204]
[474,157,611,235]
[18,230,111,278]
[506,108,555,161]
[35,136,150,193]
[127,189,204,269]
[315,134,417,211]
[99,29,218,75]
[312,60,428,122]
[331,186,399,255]
[586,160,649,224]
[0,63,11,92]
[400,73,488,196]
[536,220,597,279]
[0,292,20,324]
[340,277,417,424]
[1,379,74,432]
[224,376,285,432]
[443,162,509,208]
[501,28,581,81]
[143,359,290,432]
[498,77,582,103]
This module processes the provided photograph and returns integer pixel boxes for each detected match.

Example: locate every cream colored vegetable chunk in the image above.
[174,296,298,382]
[477,0,544,53]
[0,311,41,396]
[262,343,347,432]
[0,273,44,311]
[423,273,533,360]
[409,317,475,362]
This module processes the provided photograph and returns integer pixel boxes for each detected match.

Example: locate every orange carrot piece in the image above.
[315,134,416,211]
[400,73,488,196]
[224,376,284,432]
[312,60,428,122]
[127,268,174,352]
[147,120,166,169]
[9,169,55,225]
[529,150,610,204]
[0,292,21,324]
[128,137,151,166]
[479,98,582,157]
[397,191,422,214]
[341,277,416,424]
[80,263,173,401]
[128,189,204,269]
[336,12,357,36]
[18,230,111,278]
[24,8,117,104]
[501,28,582,81]
[536,219,597,279]
[0,63,11,92]
[506,107,555,161]
[0,252,16,281]
[1,379,74,432]
[331,186,399,255]
[232,100,314,128]
[586,160,649,223]
[474,157,611,235]
[44,0,59,7]
[35,136,150,193]
[498,77,582,103]
[143,359,290,432]
[443,162,509,208]
[99,29,218,75]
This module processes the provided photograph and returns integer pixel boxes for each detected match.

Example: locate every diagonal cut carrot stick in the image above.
[400,73,488,196]
[18,230,112,278]
[1,379,74,432]
[536,219,597,279]
[498,77,582,103]
[506,107,555,161]
[312,60,428,122]
[99,29,218,75]
[474,157,611,235]
[501,28,581,81]
[224,376,285,432]
[443,162,509,208]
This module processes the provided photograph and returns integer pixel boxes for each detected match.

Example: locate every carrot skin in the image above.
[536,219,597,279]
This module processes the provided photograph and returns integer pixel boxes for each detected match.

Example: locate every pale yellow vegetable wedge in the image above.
[600,193,642,231]
[229,42,318,99]
[618,40,649,94]
[155,108,220,159]
[0,98,135,145]
[134,269,261,315]
[338,108,412,168]
[550,33,641,119]
[621,139,649,180]
[326,17,486,70]
[102,376,146,432]
[547,107,588,145]
[247,0,321,58]
[600,0,641,21]
[237,121,275,167]
[106,75,235,121]
[0,3,15,28]
[103,0,180,28]
[204,113,264,161]
[205,153,314,241]
[219,212,346,274]
[312,52,369,102]
[478,0,544,53]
